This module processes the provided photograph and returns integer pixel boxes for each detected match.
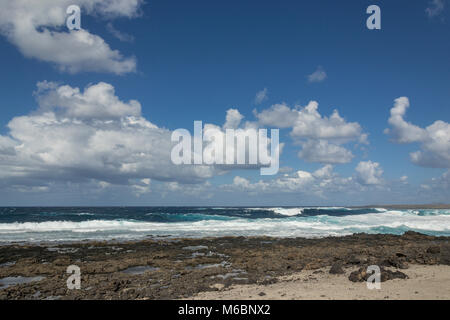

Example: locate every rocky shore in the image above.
[1,231,449,300]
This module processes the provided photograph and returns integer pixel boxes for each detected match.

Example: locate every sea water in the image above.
[0,207,449,244]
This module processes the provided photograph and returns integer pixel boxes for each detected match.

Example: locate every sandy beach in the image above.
[192,264,450,300]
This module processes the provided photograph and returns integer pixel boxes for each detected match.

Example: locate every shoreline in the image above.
[1,231,450,299]
[192,264,450,300]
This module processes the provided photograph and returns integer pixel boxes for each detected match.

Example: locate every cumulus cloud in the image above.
[254,88,268,105]
[233,176,252,189]
[0,0,141,74]
[385,97,450,168]
[298,140,354,164]
[35,81,141,119]
[307,66,327,83]
[254,101,367,164]
[223,109,244,129]
[0,81,216,191]
[223,162,382,197]
[355,161,383,185]
[426,0,445,17]
[0,83,286,193]
[254,103,298,128]
[289,101,364,142]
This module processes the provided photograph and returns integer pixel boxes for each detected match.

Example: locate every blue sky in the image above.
[0,0,449,206]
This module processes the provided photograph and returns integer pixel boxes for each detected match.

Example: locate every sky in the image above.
[0,0,449,206]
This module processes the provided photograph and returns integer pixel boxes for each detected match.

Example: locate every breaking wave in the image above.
[0,206,449,243]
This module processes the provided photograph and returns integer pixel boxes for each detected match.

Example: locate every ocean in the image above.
[0,207,450,244]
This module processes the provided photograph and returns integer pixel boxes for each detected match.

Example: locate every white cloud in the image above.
[35,81,141,119]
[298,140,354,164]
[0,82,216,190]
[418,170,450,202]
[385,97,450,168]
[312,164,334,179]
[161,181,213,198]
[254,101,367,164]
[385,97,425,143]
[233,176,251,188]
[0,0,141,74]
[106,22,135,43]
[254,103,298,128]
[223,163,384,197]
[426,0,445,17]
[290,101,363,142]
[0,83,286,193]
[431,170,450,189]
[355,161,383,185]
[223,108,244,129]
[307,66,327,83]
[254,88,268,105]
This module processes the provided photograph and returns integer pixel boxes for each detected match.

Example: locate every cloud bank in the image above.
[0,81,216,193]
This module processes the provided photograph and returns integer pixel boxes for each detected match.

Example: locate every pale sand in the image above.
[192,264,450,300]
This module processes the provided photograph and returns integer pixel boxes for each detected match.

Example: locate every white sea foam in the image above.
[245,207,305,216]
[246,207,353,216]
[268,208,305,216]
[0,209,449,243]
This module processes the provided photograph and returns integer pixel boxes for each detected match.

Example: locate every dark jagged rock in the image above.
[380,256,409,269]
[349,269,366,282]
[427,246,440,254]
[349,266,408,283]
[329,263,345,275]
